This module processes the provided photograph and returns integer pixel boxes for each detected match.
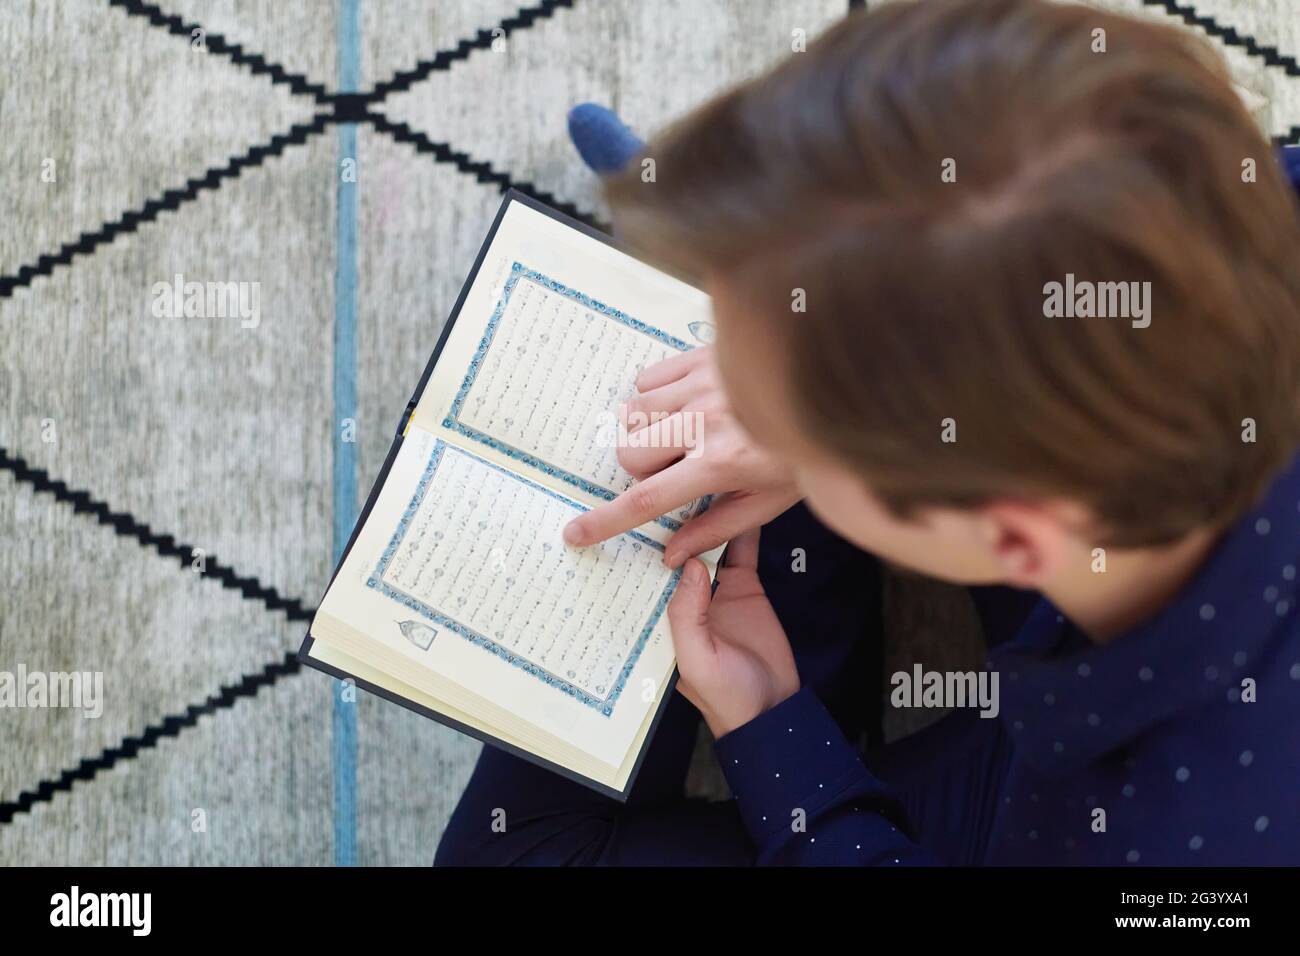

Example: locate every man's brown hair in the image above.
[604,0,1300,546]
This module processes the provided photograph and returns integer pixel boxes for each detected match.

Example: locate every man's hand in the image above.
[562,347,800,566]
[667,529,800,738]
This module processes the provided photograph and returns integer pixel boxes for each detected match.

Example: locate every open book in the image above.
[301,191,721,799]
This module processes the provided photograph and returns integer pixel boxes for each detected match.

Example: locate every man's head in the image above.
[605,0,1300,587]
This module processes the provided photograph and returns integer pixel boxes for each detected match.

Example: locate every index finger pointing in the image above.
[563,462,707,547]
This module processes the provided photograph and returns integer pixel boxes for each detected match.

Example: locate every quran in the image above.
[301,191,720,799]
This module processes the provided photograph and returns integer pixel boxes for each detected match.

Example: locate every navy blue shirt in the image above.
[717,451,1300,867]
[714,147,1300,866]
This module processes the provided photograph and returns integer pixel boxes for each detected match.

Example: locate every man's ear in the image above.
[975,499,1084,588]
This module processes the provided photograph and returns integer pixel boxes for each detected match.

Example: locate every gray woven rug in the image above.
[1,0,1295,865]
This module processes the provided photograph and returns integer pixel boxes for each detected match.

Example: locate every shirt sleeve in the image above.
[1280,145,1300,194]
[714,686,935,865]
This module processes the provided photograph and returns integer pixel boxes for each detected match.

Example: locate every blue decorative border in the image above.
[443,262,705,530]
[366,440,682,716]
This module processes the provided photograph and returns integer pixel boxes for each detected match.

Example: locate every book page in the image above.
[304,638,660,792]
[373,437,674,714]
[316,428,681,767]
[411,200,716,540]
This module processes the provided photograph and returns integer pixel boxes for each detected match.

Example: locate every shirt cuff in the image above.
[714,686,870,844]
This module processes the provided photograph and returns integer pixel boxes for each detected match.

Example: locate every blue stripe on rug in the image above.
[332,0,361,868]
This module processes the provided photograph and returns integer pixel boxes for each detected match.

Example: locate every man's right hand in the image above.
[561,346,800,567]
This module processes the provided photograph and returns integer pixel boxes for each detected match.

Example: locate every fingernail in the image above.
[685,560,705,584]
[563,521,584,546]
[663,550,681,569]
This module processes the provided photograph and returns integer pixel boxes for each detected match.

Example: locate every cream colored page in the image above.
[316,427,678,768]
[306,639,663,791]
[411,200,716,544]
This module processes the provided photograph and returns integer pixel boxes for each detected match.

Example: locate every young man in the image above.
[437,0,1300,865]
